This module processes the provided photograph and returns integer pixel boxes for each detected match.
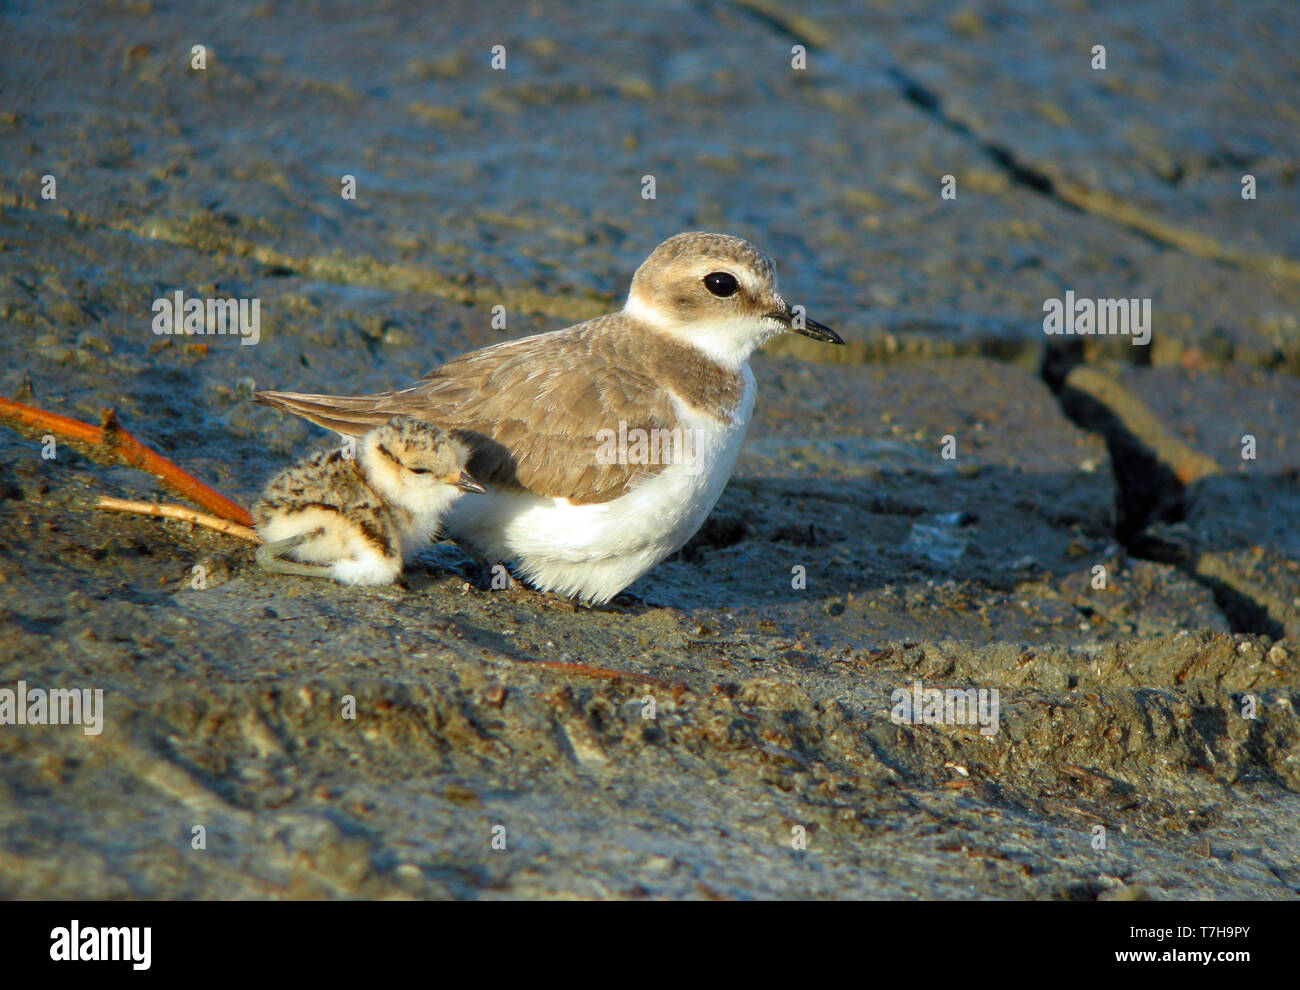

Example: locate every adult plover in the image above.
[255,232,842,602]
[253,416,484,585]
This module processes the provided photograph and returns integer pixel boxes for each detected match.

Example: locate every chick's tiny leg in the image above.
[255,531,333,579]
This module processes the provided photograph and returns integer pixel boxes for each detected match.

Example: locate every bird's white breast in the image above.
[441,367,756,602]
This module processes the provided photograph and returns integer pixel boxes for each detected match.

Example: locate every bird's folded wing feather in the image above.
[255,320,680,504]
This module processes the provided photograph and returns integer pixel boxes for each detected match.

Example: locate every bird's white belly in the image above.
[442,371,755,603]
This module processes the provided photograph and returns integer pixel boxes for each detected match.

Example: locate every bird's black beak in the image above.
[769,303,844,344]
[456,470,487,495]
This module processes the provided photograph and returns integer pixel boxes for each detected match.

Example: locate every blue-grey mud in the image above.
[0,0,1298,898]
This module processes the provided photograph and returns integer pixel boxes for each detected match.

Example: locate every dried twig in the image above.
[478,647,683,692]
[0,396,253,525]
[95,497,261,543]
[525,657,681,690]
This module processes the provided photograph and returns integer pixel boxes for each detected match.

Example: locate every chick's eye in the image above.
[409,467,431,475]
[703,272,739,298]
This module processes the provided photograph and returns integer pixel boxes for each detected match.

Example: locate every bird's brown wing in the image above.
[255,319,682,504]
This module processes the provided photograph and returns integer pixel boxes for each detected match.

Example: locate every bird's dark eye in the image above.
[409,467,431,475]
[703,272,739,298]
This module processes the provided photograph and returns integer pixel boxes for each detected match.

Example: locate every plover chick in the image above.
[253,416,485,586]
[255,231,842,603]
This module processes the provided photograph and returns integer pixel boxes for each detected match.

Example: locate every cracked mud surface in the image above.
[1,1,1298,899]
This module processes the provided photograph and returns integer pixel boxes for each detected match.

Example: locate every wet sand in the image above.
[1,1,1298,898]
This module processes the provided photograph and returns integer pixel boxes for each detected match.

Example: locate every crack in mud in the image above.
[1042,346,1284,638]
[719,0,1300,280]
[882,66,1300,281]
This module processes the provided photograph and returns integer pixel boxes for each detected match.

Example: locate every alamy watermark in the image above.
[595,421,707,475]
[890,679,1000,736]
[1043,291,1151,346]
[0,680,104,735]
[50,920,150,970]
[152,289,261,345]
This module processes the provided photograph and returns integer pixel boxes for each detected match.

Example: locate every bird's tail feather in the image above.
[253,390,398,437]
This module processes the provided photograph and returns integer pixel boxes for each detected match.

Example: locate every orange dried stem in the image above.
[517,655,681,691]
[95,497,261,543]
[0,396,254,526]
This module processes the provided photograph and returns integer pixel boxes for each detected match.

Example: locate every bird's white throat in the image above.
[623,295,781,372]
